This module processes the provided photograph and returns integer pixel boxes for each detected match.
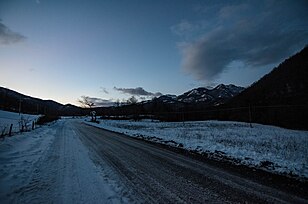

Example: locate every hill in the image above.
[222,46,308,129]
[0,87,84,116]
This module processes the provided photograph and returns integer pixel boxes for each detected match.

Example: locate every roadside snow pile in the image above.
[0,110,40,136]
[86,119,308,179]
[0,122,56,202]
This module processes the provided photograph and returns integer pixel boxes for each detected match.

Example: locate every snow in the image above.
[187,89,199,97]
[0,110,40,135]
[0,121,56,202]
[0,119,126,203]
[86,119,308,179]
[1,108,306,203]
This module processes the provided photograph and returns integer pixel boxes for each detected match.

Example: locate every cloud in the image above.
[0,20,26,45]
[79,96,115,107]
[90,97,115,107]
[176,1,308,81]
[114,87,162,97]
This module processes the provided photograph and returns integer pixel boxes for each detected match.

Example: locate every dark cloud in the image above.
[0,20,26,45]
[176,1,308,81]
[114,87,162,97]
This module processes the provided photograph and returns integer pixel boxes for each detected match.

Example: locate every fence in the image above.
[0,115,38,138]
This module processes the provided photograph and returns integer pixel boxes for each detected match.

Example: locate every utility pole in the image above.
[249,105,253,128]
[19,99,22,116]
[182,109,185,126]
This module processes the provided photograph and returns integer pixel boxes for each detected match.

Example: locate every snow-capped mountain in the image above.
[209,84,245,99]
[177,87,213,103]
[153,84,244,105]
[155,94,178,103]
[177,84,244,104]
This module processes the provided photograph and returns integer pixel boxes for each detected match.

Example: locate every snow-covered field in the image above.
[86,119,308,179]
[0,110,40,136]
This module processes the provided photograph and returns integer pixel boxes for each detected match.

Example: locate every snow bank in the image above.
[86,119,308,179]
[0,121,56,202]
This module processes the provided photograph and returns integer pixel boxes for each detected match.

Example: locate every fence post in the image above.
[32,121,35,130]
[9,124,13,136]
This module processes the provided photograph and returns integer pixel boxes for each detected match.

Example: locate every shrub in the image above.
[36,115,60,125]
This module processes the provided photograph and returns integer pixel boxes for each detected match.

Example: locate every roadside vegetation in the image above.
[36,115,60,125]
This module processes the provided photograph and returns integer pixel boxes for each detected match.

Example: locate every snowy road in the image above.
[1,119,307,203]
[74,121,308,203]
[0,120,125,204]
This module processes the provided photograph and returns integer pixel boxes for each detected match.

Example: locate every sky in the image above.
[0,0,307,106]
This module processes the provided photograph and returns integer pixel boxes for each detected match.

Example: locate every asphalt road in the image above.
[73,121,307,203]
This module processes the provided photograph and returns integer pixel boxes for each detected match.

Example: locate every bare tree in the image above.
[78,96,95,108]
[78,96,96,122]
[115,99,120,107]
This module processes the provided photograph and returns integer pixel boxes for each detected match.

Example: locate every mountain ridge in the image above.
[176,84,244,105]
[0,87,84,115]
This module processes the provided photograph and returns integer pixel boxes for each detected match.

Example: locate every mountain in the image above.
[177,87,213,103]
[0,87,84,116]
[155,94,178,104]
[152,84,244,105]
[228,47,308,106]
[224,46,308,129]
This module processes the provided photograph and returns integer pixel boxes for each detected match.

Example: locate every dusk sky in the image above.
[0,0,307,106]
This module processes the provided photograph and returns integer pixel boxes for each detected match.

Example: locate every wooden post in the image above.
[21,121,24,132]
[9,124,13,136]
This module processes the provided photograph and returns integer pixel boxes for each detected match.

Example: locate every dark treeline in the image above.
[96,102,307,130]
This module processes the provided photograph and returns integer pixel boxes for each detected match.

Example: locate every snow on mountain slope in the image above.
[177,84,244,104]
[150,84,244,105]
[156,94,178,103]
